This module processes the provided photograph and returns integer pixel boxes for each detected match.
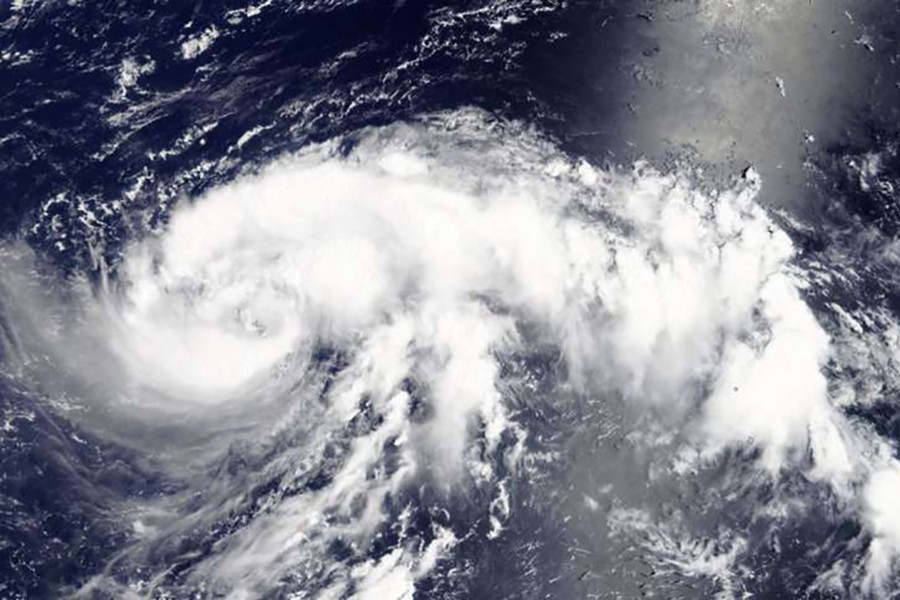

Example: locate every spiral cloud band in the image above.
[2,111,898,597]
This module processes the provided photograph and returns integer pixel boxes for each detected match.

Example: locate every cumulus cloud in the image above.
[863,463,900,593]
[6,111,896,595]
[103,128,839,469]
[180,26,220,60]
[81,113,855,591]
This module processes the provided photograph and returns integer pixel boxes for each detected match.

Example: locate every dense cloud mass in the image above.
[2,110,899,597]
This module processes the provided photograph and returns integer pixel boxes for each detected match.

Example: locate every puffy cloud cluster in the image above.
[89,113,857,592]
[5,111,897,595]
[103,117,843,477]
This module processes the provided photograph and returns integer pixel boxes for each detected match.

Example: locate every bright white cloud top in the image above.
[2,110,898,598]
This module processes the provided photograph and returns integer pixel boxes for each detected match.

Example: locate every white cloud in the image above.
[82,113,850,590]
[180,26,220,60]
[4,110,897,596]
[863,464,900,593]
